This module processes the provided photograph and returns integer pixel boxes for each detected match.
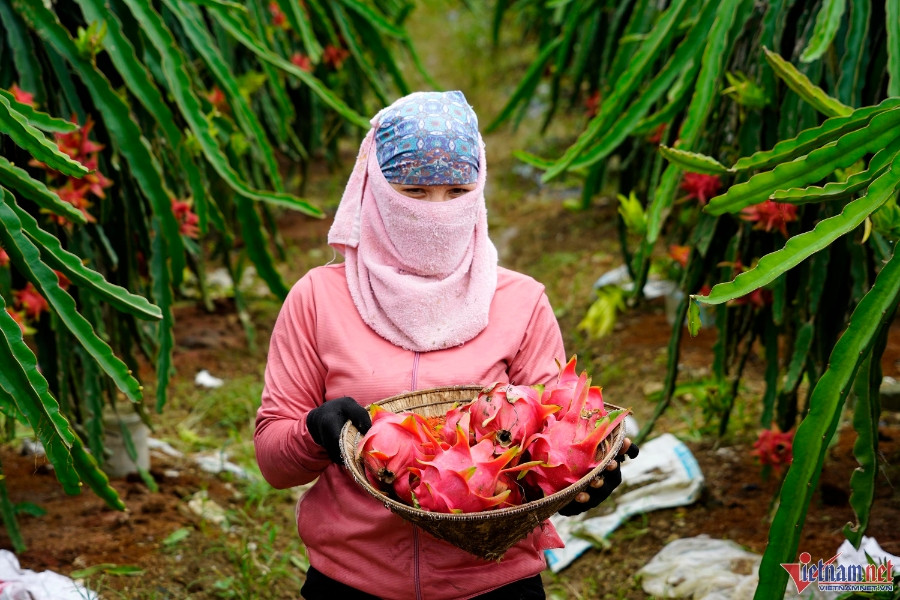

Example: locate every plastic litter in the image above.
[147,437,184,458]
[624,415,640,439]
[183,267,260,299]
[186,490,230,530]
[194,369,225,389]
[0,550,98,600]
[102,411,150,478]
[205,267,235,292]
[593,264,676,299]
[545,433,704,572]
[810,536,900,598]
[19,439,44,457]
[834,536,899,573]
[193,449,252,479]
[148,438,252,479]
[636,535,762,600]
[593,265,714,326]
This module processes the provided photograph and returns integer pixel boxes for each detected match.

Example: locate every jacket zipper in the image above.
[414,527,422,600]
[411,351,420,391]
[411,351,422,599]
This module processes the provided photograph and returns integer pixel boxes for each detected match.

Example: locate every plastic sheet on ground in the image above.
[637,535,762,599]
[833,536,899,575]
[147,437,184,458]
[545,433,704,573]
[804,537,900,599]
[0,550,97,600]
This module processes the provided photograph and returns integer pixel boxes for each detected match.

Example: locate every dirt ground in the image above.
[2,188,900,599]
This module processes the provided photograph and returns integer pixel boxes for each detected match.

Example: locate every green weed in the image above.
[204,519,306,599]
[165,374,263,467]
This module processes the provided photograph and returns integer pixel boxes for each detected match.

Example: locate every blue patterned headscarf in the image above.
[375,91,480,185]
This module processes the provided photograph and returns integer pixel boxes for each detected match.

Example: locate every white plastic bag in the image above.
[545,433,704,572]
[0,550,98,600]
[194,369,224,388]
[636,535,761,599]
[834,536,899,573]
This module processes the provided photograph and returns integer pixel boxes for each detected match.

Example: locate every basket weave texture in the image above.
[340,385,627,561]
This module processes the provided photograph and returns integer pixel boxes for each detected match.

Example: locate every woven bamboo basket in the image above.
[340,385,627,561]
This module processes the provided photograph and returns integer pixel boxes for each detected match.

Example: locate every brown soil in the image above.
[1,446,238,587]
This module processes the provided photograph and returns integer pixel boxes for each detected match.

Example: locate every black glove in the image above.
[558,442,639,517]
[307,397,372,465]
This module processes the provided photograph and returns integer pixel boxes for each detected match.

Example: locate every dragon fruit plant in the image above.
[356,356,630,513]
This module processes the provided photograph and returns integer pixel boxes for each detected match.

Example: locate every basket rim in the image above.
[341,385,628,523]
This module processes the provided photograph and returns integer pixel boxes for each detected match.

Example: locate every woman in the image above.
[255,91,637,600]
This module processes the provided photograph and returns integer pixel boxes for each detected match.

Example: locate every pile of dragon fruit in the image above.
[356,357,629,514]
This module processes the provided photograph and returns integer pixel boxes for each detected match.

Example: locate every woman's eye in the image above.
[401,188,425,195]
[450,188,471,196]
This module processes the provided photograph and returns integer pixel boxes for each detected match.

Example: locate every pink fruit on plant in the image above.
[525,381,628,496]
[469,383,559,454]
[358,405,442,503]
[751,425,793,475]
[410,425,535,513]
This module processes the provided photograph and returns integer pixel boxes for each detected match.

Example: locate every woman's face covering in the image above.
[388,182,477,203]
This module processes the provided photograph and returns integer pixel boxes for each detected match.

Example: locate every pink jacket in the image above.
[255,264,566,600]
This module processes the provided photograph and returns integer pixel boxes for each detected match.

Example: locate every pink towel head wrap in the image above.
[328,91,498,352]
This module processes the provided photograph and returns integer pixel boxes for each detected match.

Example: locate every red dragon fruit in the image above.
[495,472,527,506]
[358,405,442,503]
[355,356,631,513]
[542,357,591,418]
[436,403,473,446]
[524,382,629,497]
[410,424,536,513]
[469,383,559,454]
